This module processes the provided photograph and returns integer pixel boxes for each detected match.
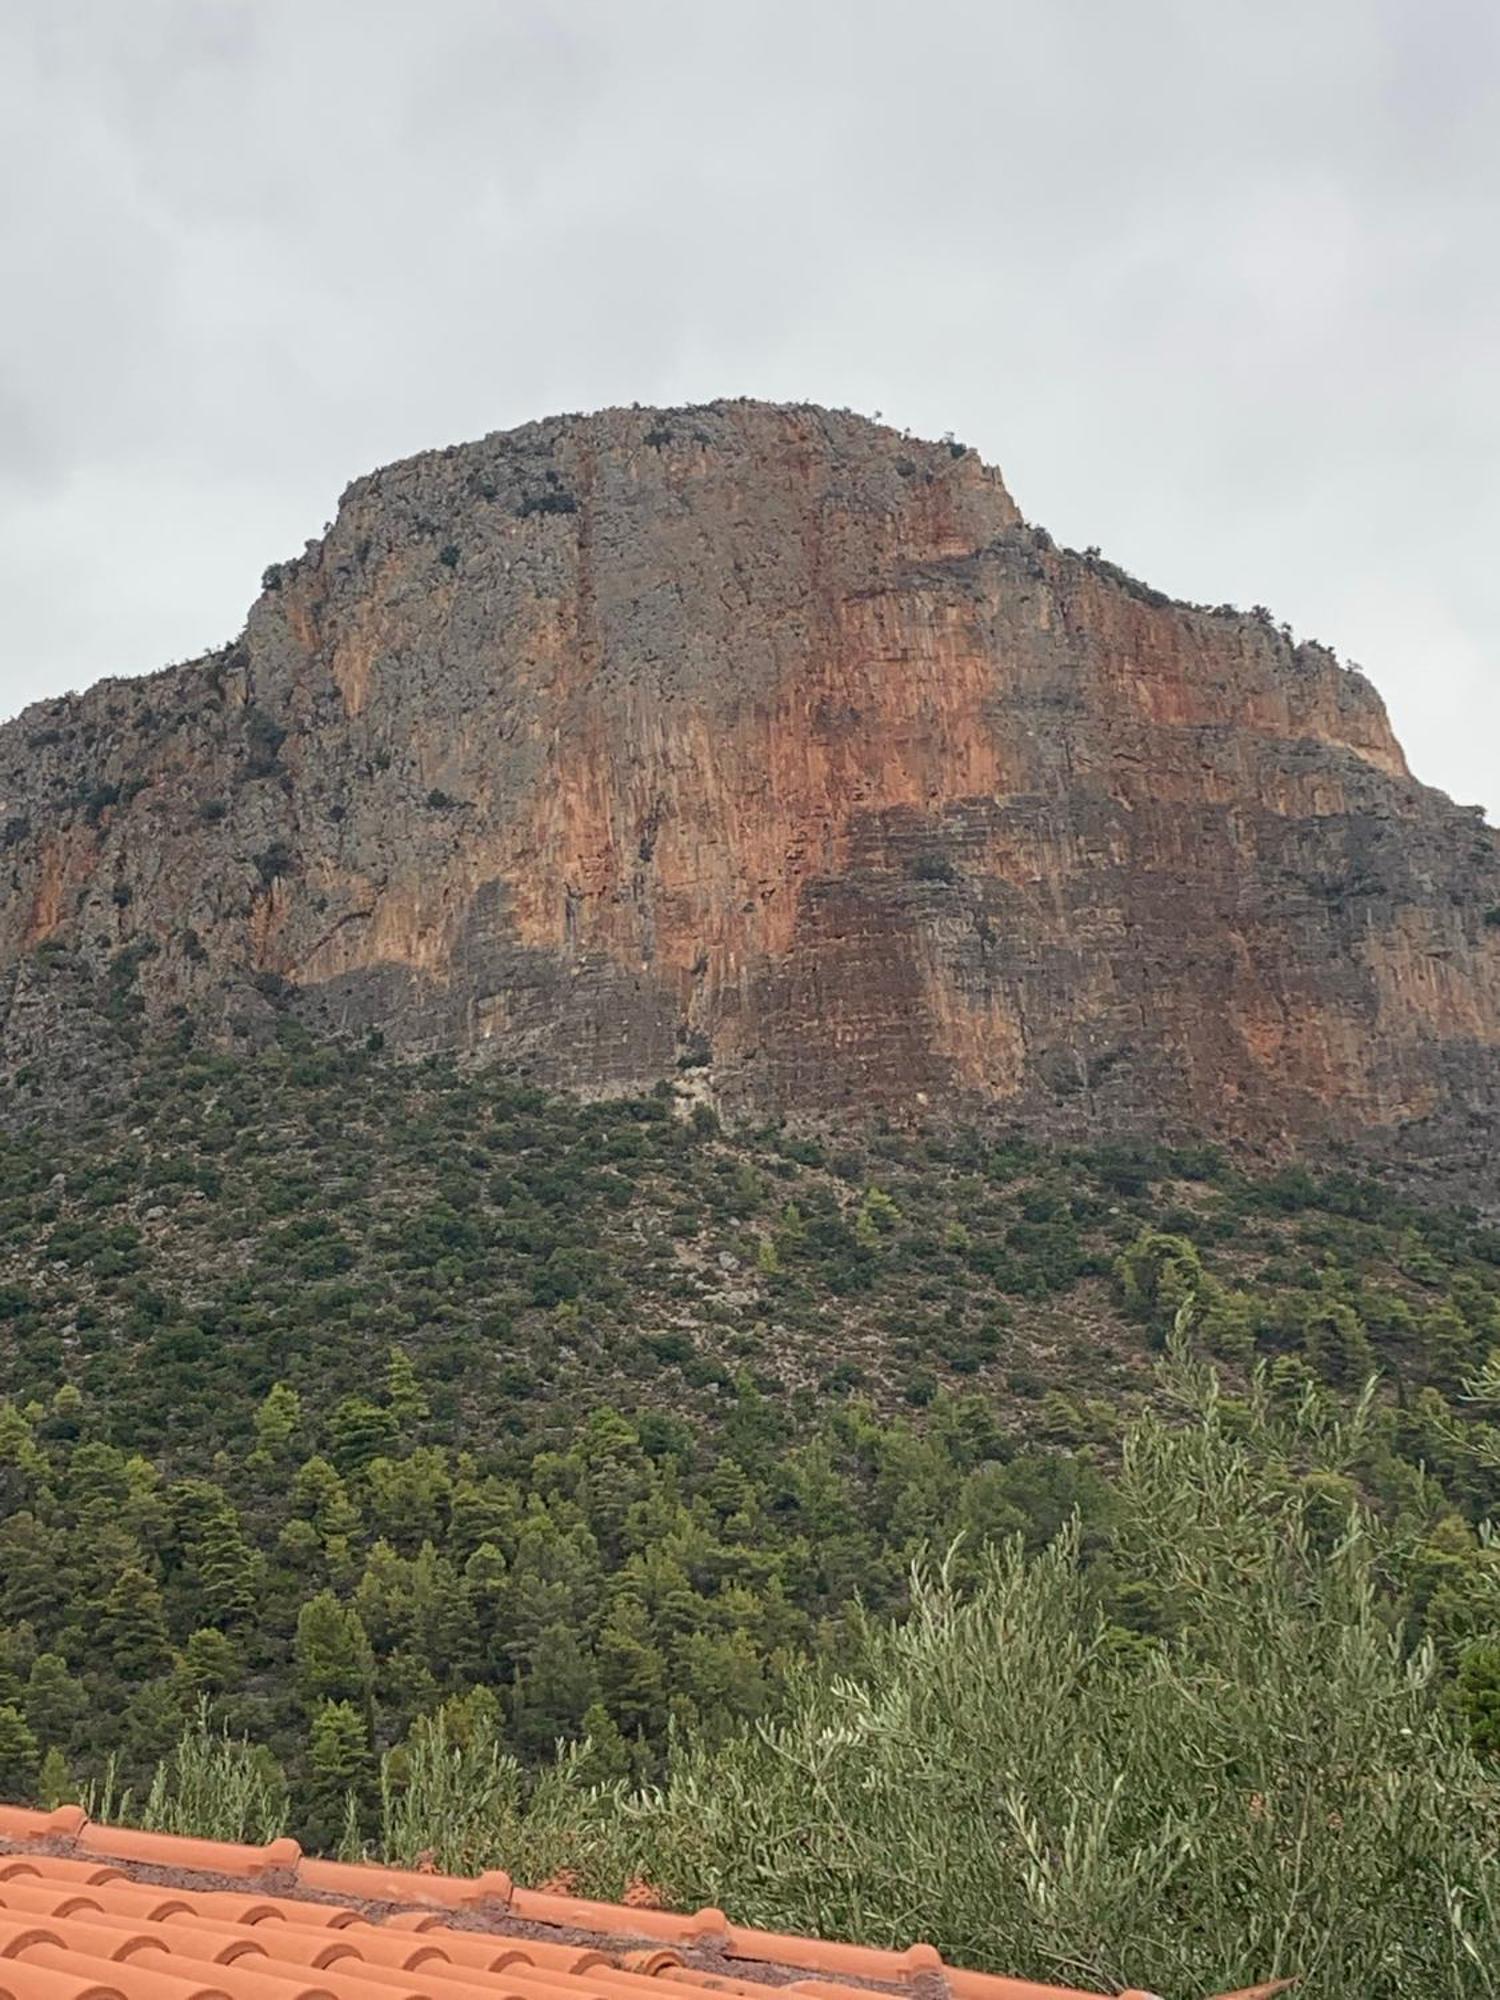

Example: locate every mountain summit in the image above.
[3,400,1497,1161]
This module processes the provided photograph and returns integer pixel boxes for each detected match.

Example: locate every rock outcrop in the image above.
[3,400,1497,1162]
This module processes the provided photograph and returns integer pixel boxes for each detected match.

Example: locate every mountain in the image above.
[2,400,1497,1166]
[2,403,1499,1993]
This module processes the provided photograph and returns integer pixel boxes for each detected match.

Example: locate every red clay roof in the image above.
[0,1806,1290,2000]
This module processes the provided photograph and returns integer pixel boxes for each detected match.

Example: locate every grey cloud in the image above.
[1,0,1495,815]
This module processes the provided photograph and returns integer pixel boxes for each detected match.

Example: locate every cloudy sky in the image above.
[2,0,1496,815]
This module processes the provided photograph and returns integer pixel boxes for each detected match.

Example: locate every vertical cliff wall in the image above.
[2,401,1497,1160]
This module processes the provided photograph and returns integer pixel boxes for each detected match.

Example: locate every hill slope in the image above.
[3,401,1497,1164]
[1,1028,1497,1813]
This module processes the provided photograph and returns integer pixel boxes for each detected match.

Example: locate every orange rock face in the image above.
[2,401,1497,1163]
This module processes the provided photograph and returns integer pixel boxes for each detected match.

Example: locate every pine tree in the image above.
[48,1383,85,1438]
[121,1679,186,1769]
[512,1623,598,1758]
[99,1563,172,1679]
[1421,1305,1476,1394]
[461,1540,510,1670]
[249,1382,304,1470]
[0,1701,40,1797]
[35,1743,74,1809]
[383,1349,430,1430]
[1459,1640,1500,1762]
[294,1591,374,1710]
[195,1508,262,1626]
[23,1653,87,1754]
[597,1594,667,1739]
[1116,1228,1205,1335]
[327,1396,397,1476]
[1304,1299,1375,1387]
[0,1628,28,1709]
[364,1451,451,1550]
[0,1513,63,1628]
[448,1476,522,1560]
[574,1407,649,1558]
[304,1700,371,1853]
[292,1456,362,1539]
[574,1700,632,1785]
[179,1627,240,1695]
[0,1400,44,1512]
[173,1479,262,1626]
[66,1440,134,1514]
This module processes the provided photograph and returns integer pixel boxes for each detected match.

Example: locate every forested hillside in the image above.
[1,1022,1498,1846]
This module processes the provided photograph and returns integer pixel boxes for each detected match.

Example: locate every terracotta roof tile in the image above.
[0,1887,196,1927]
[0,1811,87,1845]
[0,1870,126,1892]
[69,1835,297,1887]
[652,1972,768,1998]
[0,1811,1288,2000]
[161,1906,345,1935]
[0,1967,127,2000]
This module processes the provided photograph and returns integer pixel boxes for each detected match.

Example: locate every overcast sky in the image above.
[2,0,1496,816]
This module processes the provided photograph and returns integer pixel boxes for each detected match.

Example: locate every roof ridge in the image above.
[0,1804,1292,2000]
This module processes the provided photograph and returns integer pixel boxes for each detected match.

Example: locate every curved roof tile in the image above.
[0,1810,1289,2000]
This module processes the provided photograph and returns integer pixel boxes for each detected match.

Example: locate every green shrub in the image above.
[583,1362,1500,1998]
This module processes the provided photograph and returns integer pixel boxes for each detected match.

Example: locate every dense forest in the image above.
[2,1024,1499,1993]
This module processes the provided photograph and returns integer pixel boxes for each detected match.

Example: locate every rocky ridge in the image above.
[2,400,1497,1168]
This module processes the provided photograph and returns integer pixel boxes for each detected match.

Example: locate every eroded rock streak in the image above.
[3,402,1497,1158]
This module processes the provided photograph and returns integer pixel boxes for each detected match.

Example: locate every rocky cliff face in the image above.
[3,400,1498,1162]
